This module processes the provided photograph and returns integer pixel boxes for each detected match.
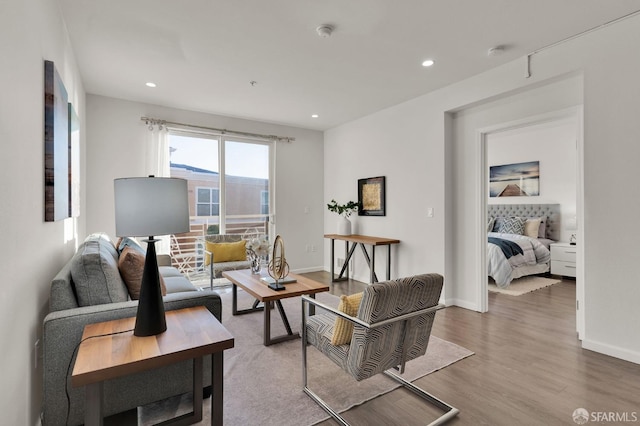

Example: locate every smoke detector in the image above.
[316,25,334,38]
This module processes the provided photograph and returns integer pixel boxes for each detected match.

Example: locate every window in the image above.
[196,187,219,216]
[261,190,269,215]
[168,132,272,236]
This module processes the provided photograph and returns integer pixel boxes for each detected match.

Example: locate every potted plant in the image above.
[327,199,359,235]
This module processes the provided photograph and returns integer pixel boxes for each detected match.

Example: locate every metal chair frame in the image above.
[301,295,459,426]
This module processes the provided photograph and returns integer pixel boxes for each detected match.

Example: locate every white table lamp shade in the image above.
[114,177,190,237]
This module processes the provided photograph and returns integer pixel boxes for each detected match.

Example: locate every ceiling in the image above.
[58,1,640,131]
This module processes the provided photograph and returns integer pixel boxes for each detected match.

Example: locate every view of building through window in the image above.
[169,133,271,237]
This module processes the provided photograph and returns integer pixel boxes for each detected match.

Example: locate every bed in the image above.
[487,204,560,288]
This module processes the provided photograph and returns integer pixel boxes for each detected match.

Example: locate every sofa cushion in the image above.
[70,240,129,307]
[163,276,198,293]
[118,247,167,299]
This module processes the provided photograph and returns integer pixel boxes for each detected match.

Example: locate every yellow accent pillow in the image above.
[331,292,364,346]
[204,240,247,265]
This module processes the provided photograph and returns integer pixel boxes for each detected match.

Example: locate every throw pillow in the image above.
[118,247,167,300]
[498,217,527,235]
[487,217,496,233]
[331,292,364,346]
[117,236,145,256]
[204,240,247,265]
[538,219,547,238]
[524,218,542,238]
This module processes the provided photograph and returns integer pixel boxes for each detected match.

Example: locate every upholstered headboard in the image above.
[488,204,560,241]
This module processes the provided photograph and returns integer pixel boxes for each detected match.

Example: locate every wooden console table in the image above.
[72,306,234,426]
[324,234,400,283]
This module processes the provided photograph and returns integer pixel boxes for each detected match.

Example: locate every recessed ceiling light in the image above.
[145,82,157,88]
[311,114,319,118]
[422,59,435,67]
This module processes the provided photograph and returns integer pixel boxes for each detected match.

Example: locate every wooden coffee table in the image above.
[71,306,234,426]
[222,269,329,346]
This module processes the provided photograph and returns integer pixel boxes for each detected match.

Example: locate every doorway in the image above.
[478,107,584,338]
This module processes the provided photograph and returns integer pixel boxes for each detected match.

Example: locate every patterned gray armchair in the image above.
[302,273,459,425]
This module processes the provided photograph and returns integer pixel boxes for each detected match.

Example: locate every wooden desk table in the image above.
[71,306,234,426]
[222,269,329,346]
[324,234,400,283]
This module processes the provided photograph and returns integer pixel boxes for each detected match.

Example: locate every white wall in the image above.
[86,95,325,272]
[0,0,86,424]
[487,117,577,242]
[325,15,640,363]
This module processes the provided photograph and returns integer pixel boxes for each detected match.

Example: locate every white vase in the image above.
[337,216,352,235]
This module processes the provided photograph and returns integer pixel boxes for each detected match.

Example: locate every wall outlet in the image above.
[311,245,317,252]
[337,258,345,267]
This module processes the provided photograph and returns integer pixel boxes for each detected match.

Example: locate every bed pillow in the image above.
[498,217,527,235]
[331,292,364,346]
[487,217,496,233]
[524,218,542,238]
[538,219,547,238]
[204,240,247,265]
[492,217,504,232]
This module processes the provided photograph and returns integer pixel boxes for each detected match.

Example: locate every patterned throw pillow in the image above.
[487,217,496,233]
[498,217,527,235]
[331,292,363,345]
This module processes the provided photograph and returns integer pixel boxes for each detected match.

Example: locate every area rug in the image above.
[488,276,561,296]
[139,288,473,426]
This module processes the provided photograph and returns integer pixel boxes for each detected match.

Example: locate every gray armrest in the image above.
[157,253,172,267]
[42,291,222,426]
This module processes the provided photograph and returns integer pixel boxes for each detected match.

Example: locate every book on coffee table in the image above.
[260,276,297,285]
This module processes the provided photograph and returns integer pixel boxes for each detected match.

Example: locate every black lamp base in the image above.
[134,237,167,336]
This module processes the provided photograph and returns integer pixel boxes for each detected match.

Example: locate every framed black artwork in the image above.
[358,176,385,216]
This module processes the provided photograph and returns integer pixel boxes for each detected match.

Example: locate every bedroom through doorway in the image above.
[481,107,584,338]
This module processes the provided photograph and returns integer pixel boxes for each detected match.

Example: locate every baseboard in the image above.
[291,266,325,274]
[582,339,640,365]
[446,297,481,312]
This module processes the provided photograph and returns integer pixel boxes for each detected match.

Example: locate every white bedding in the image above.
[488,232,552,288]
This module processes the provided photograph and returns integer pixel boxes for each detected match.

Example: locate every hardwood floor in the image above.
[301,272,640,426]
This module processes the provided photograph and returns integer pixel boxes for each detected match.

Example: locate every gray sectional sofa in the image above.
[42,233,222,426]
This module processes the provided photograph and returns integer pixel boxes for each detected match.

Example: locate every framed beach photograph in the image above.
[358,176,385,216]
[489,161,540,197]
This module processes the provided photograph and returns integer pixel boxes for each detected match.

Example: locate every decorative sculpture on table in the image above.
[267,235,289,291]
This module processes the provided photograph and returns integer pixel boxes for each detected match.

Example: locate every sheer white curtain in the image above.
[146,126,172,253]
[146,126,170,178]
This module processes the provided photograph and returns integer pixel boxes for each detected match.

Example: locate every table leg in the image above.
[387,244,391,280]
[263,299,300,346]
[309,293,316,316]
[370,245,376,283]
[232,284,267,315]
[264,300,271,346]
[359,243,379,283]
[84,382,103,426]
[212,352,223,426]
[330,238,335,280]
[192,357,203,423]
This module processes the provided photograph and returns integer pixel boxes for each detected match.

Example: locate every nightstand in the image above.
[550,242,577,277]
